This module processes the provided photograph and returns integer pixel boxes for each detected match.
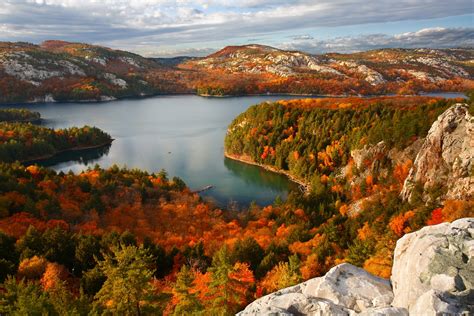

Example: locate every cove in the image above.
[3,95,305,207]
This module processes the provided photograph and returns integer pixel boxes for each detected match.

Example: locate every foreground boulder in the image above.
[238,218,473,315]
[237,263,401,315]
[391,218,474,315]
[401,104,474,202]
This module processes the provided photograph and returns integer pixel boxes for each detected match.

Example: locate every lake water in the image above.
[4,95,305,207]
[2,92,465,207]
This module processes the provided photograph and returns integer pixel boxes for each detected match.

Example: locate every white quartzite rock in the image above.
[391,218,474,315]
[237,263,395,315]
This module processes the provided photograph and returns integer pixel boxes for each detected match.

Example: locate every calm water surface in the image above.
[4,95,305,207]
[3,92,465,207]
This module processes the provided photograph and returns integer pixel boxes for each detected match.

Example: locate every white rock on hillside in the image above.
[238,218,473,315]
[401,104,474,202]
[237,263,396,315]
[391,218,474,315]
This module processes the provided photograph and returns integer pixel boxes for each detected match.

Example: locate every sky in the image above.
[0,0,473,57]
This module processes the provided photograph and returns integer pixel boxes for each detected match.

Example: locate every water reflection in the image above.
[223,157,297,192]
[31,144,112,168]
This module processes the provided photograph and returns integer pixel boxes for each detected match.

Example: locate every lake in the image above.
[4,95,306,207]
[2,92,465,207]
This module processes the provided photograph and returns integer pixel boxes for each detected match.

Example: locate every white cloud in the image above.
[282,27,474,54]
[0,0,472,56]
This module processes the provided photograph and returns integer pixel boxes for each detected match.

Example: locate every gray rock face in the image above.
[401,104,474,202]
[237,263,395,315]
[391,218,474,315]
[238,218,474,315]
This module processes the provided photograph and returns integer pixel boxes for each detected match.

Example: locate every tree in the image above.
[171,265,203,315]
[206,246,255,315]
[0,231,17,282]
[232,237,264,272]
[94,245,156,315]
[0,277,54,315]
[260,255,301,294]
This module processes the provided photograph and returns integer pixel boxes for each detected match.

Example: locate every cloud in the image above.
[282,27,474,54]
[141,46,215,57]
[0,0,472,56]
[291,35,314,40]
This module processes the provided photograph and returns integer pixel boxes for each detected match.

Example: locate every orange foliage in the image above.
[441,200,474,222]
[426,208,444,226]
[300,254,322,279]
[40,262,69,291]
[363,248,392,279]
[389,210,415,237]
[393,160,413,186]
[18,256,48,279]
[357,222,373,241]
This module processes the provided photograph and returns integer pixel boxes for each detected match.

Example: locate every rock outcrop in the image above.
[401,104,474,202]
[391,218,474,315]
[238,218,474,315]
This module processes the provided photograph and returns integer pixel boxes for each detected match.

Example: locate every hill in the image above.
[0,41,472,103]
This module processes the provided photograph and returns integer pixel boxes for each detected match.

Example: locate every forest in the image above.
[0,96,472,315]
[0,109,41,123]
[0,41,473,103]
[224,96,457,183]
[0,112,112,163]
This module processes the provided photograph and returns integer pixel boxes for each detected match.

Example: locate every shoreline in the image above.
[20,139,114,164]
[0,91,466,106]
[224,151,310,192]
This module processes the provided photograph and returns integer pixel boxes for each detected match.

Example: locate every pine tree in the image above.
[94,245,156,315]
[206,246,255,315]
[171,265,203,315]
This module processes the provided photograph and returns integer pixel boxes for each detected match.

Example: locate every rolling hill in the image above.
[0,41,472,103]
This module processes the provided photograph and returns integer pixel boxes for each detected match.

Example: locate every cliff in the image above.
[401,104,474,202]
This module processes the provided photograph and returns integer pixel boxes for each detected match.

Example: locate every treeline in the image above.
[0,109,41,122]
[0,121,112,163]
[225,96,457,182]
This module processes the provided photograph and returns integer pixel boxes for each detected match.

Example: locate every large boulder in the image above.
[237,263,396,315]
[401,104,474,202]
[391,218,474,314]
[238,218,473,315]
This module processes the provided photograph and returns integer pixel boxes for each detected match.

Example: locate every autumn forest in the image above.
[0,91,472,315]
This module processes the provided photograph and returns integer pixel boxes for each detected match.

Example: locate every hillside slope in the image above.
[0,41,472,103]
[182,45,474,96]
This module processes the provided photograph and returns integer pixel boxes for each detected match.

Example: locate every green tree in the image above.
[0,231,18,282]
[171,265,203,315]
[232,237,264,273]
[94,245,156,315]
[206,246,254,315]
[0,277,54,315]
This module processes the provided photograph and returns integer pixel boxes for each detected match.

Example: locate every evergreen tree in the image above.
[171,265,202,315]
[94,245,156,315]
